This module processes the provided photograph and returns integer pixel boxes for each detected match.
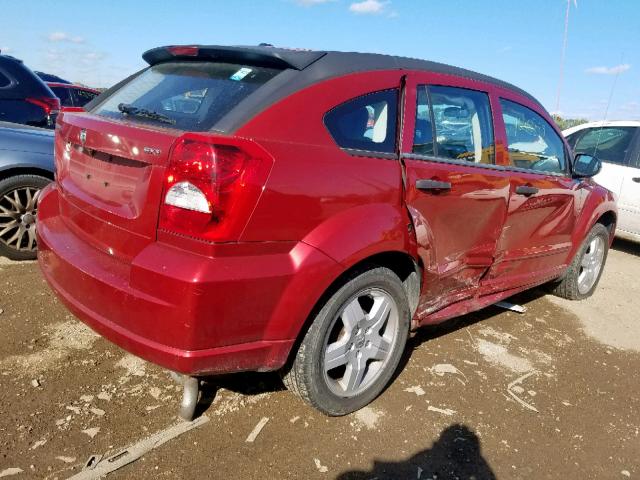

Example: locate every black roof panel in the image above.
[135,45,545,133]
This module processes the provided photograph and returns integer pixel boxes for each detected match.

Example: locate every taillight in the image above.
[26,96,61,115]
[159,133,273,242]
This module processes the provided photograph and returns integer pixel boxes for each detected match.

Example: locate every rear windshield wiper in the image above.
[117,103,176,125]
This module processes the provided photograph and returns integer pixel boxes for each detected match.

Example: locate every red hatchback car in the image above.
[46,82,100,112]
[37,45,616,419]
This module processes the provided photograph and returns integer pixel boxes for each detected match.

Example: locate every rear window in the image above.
[0,70,11,88]
[93,61,282,131]
[51,86,73,106]
[73,88,99,107]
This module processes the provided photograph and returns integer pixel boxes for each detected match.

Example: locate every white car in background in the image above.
[564,121,640,241]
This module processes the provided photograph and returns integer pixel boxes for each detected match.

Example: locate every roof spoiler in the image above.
[142,45,327,71]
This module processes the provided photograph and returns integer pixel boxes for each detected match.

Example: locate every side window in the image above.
[572,127,637,166]
[0,70,12,88]
[564,131,583,149]
[413,85,495,164]
[51,86,73,107]
[500,99,567,174]
[73,88,99,107]
[324,89,398,154]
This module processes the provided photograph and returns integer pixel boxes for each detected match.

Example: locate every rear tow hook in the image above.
[170,372,201,421]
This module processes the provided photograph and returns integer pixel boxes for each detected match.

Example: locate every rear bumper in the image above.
[37,184,339,375]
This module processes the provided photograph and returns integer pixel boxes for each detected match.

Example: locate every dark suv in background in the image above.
[0,54,60,128]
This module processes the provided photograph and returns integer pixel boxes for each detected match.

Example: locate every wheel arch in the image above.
[568,184,618,261]
[330,250,421,317]
[279,248,422,372]
[0,166,54,182]
[595,209,617,242]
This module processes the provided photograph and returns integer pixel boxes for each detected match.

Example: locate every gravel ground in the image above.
[0,240,638,479]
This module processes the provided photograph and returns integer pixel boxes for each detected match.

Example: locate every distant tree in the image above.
[552,114,588,131]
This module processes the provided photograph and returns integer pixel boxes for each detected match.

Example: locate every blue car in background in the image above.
[0,121,53,260]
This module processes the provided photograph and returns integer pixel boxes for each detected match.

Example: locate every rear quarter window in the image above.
[0,69,12,88]
[324,89,398,154]
[93,61,282,131]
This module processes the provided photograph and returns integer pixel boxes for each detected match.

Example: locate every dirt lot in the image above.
[0,240,638,479]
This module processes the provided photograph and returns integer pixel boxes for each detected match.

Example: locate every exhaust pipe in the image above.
[170,372,200,421]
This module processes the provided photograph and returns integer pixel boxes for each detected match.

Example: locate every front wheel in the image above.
[0,175,51,261]
[552,223,610,300]
[283,267,410,416]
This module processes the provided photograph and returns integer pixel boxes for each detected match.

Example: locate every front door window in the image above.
[500,99,566,175]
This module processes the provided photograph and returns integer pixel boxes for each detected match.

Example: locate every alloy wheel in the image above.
[0,186,41,253]
[322,288,400,397]
[577,235,605,294]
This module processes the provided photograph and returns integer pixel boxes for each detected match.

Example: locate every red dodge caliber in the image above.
[37,45,616,418]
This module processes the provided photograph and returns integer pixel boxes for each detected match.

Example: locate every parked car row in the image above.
[0,52,100,260]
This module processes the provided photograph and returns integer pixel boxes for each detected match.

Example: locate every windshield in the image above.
[93,61,282,131]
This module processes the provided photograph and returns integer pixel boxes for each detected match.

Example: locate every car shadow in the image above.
[390,287,549,386]
[336,423,496,480]
[196,370,285,416]
[198,288,551,417]
[612,237,640,256]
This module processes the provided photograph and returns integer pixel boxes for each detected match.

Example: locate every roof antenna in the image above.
[555,0,577,114]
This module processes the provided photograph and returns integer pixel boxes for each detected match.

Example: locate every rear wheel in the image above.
[283,267,410,416]
[0,175,51,261]
[552,223,610,300]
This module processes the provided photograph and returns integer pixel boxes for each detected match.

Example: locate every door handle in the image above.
[515,185,539,196]
[632,177,640,183]
[416,179,452,191]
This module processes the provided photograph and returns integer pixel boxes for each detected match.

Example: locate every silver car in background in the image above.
[0,121,53,260]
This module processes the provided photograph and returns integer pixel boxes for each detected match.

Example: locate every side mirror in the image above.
[573,153,602,178]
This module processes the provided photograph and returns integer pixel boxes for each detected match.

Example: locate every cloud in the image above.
[45,48,63,62]
[293,0,334,4]
[349,0,389,15]
[585,64,631,75]
[47,32,85,44]
[0,46,12,54]
[82,51,105,63]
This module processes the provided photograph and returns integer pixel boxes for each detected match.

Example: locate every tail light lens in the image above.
[26,96,61,115]
[159,133,273,242]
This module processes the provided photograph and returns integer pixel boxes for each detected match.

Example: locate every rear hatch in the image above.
[54,58,285,260]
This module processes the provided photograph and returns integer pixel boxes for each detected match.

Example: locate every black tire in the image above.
[0,174,51,261]
[283,267,410,416]
[552,223,610,300]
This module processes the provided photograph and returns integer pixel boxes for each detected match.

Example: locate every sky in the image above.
[1,0,638,120]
